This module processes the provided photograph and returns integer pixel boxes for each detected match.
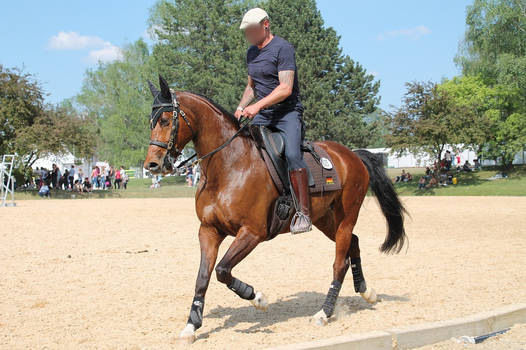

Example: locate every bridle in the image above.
[149,89,254,171]
[149,90,195,169]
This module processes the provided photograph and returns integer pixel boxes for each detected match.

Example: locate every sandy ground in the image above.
[1,196,525,350]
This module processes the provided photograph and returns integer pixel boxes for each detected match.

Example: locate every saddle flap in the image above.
[267,130,285,155]
[249,124,316,193]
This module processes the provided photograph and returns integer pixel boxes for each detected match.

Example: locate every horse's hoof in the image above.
[177,324,196,345]
[312,309,328,326]
[250,291,268,311]
[360,286,377,304]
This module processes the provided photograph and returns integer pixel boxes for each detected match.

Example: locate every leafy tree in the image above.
[0,65,45,156]
[455,0,526,166]
[148,0,255,108]
[455,0,526,82]
[266,0,381,148]
[149,0,382,148]
[438,75,524,166]
[386,81,470,163]
[75,39,156,167]
[0,65,95,174]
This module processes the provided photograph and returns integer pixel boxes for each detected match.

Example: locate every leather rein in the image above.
[149,91,253,171]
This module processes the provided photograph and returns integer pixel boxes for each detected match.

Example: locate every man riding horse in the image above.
[143,6,407,344]
[234,8,312,234]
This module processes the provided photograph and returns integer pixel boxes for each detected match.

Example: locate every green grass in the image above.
[13,166,526,200]
[386,165,526,196]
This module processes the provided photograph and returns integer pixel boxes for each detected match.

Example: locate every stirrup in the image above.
[290,211,312,234]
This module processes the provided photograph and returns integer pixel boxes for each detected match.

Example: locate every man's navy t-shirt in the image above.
[246,35,300,107]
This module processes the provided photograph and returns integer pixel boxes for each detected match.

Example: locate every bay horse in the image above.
[143,75,407,343]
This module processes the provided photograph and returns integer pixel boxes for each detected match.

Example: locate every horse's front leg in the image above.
[179,225,224,343]
[215,226,269,310]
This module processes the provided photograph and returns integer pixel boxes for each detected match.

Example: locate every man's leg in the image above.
[274,110,312,234]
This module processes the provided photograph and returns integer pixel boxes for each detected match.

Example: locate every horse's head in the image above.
[144,75,195,175]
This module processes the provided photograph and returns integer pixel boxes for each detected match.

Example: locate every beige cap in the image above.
[239,8,269,29]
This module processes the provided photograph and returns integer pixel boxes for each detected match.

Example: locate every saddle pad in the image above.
[304,143,342,194]
[260,142,342,195]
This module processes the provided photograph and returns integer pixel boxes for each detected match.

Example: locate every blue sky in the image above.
[0,1,472,111]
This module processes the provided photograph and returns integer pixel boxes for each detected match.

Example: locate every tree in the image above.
[266,0,381,148]
[0,65,45,156]
[438,76,498,155]
[75,39,157,167]
[149,0,382,148]
[455,0,526,82]
[454,0,526,166]
[438,75,524,166]
[149,0,255,109]
[0,65,95,174]
[386,81,469,163]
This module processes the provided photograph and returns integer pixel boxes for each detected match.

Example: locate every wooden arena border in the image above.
[264,303,526,350]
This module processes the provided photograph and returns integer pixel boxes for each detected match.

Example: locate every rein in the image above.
[177,116,253,169]
[149,90,253,171]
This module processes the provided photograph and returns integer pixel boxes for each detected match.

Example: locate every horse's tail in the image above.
[354,149,408,254]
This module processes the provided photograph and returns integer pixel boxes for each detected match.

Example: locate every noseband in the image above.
[149,90,195,162]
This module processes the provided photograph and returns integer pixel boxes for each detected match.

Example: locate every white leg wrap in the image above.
[249,291,268,311]
[360,286,377,304]
[312,309,328,326]
[178,323,196,343]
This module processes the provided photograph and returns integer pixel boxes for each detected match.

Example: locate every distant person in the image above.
[445,150,452,170]
[100,166,106,190]
[425,166,431,180]
[193,164,200,187]
[38,184,50,197]
[426,175,438,188]
[51,164,59,189]
[186,165,194,187]
[463,160,472,172]
[91,166,99,189]
[114,167,122,189]
[473,158,481,171]
[120,166,129,189]
[395,169,406,183]
[83,178,92,192]
[61,169,69,190]
[418,176,426,190]
[68,165,76,190]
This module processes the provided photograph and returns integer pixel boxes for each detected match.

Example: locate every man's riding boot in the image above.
[289,168,312,234]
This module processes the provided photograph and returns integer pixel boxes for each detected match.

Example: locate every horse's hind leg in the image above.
[349,234,377,304]
[312,216,355,326]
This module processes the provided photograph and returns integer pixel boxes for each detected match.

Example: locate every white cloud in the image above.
[87,44,123,63]
[48,31,122,63]
[376,25,431,41]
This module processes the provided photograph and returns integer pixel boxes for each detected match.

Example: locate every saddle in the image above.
[249,124,341,240]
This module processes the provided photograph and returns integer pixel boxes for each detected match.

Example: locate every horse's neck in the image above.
[185,95,250,173]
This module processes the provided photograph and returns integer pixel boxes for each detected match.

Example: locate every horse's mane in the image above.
[187,92,241,130]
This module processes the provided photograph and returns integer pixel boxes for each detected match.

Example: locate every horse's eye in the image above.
[160,117,170,126]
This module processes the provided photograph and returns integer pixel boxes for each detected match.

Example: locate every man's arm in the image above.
[238,75,255,109]
[242,70,294,118]
[235,76,255,119]
[255,70,294,109]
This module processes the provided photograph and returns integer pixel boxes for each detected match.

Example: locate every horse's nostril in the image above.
[149,162,160,170]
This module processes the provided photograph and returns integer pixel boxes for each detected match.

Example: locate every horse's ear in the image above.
[159,74,171,99]
[147,80,159,97]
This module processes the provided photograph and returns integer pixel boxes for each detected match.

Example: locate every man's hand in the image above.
[242,103,261,118]
[234,108,244,120]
